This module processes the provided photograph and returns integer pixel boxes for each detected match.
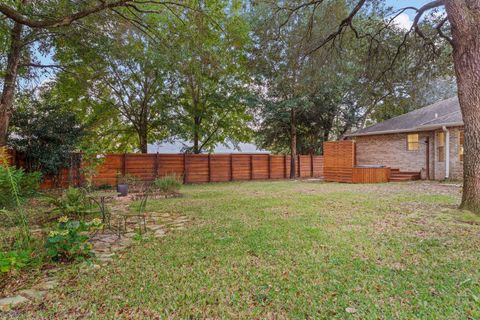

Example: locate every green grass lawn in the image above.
[19,181,480,319]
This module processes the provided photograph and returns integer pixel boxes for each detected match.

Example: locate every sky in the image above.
[386,0,436,29]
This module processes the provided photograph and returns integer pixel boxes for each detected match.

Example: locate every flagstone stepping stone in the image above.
[18,289,46,300]
[148,225,164,231]
[171,223,186,228]
[0,296,29,311]
[154,230,166,237]
[33,280,58,291]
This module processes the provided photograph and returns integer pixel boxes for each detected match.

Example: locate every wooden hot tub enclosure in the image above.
[351,167,391,183]
[324,141,393,184]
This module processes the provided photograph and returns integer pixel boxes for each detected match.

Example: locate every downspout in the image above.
[442,126,450,179]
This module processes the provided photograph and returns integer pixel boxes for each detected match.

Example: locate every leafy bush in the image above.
[0,250,33,273]
[0,165,41,209]
[9,88,85,176]
[153,174,182,193]
[51,187,95,217]
[45,216,102,262]
[96,184,113,190]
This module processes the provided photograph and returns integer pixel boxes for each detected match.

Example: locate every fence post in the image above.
[268,154,271,179]
[250,155,253,180]
[310,154,314,177]
[154,152,159,179]
[284,155,287,178]
[122,153,127,176]
[230,154,234,181]
[183,153,187,184]
[297,155,301,178]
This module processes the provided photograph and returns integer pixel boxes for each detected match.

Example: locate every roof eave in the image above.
[346,122,464,137]
[346,128,423,137]
[416,122,464,130]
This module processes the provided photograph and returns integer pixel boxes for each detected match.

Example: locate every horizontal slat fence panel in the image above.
[231,154,251,181]
[299,155,312,178]
[252,155,269,180]
[210,155,231,182]
[270,155,286,179]
[323,141,356,169]
[158,154,184,178]
[7,151,324,188]
[185,154,209,183]
[324,168,353,183]
[312,156,324,178]
[323,141,356,183]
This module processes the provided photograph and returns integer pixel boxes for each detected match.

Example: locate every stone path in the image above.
[0,271,59,312]
[0,198,190,312]
[91,212,190,265]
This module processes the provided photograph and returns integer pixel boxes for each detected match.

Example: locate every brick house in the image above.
[346,97,464,180]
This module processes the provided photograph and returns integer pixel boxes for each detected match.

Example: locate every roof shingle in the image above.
[348,97,462,137]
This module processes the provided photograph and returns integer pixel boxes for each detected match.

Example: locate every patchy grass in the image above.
[15,181,480,319]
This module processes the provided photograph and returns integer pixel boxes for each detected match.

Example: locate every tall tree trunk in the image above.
[138,110,148,153]
[0,22,23,147]
[323,129,330,143]
[193,116,201,154]
[290,108,297,179]
[138,130,148,153]
[446,1,480,213]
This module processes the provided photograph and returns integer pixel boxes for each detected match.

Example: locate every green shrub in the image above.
[153,174,182,193]
[45,216,102,262]
[0,166,41,209]
[51,187,95,217]
[96,184,112,190]
[0,249,34,273]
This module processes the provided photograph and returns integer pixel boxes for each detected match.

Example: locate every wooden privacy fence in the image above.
[95,153,324,185]
[323,141,356,183]
[323,141,390,183]
[9,152,324,188]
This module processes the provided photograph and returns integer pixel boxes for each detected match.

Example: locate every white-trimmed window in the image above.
[407,133,419,151]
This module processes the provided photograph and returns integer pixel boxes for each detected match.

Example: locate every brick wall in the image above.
[352,128,464,181]
[432,126,463,180]
[353,132,433,173]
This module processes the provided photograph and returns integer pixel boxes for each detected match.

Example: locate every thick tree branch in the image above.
[435,17,453,46]
[0,1,131,28]
[411,0,445,39]
[307,0,367,54]
[0,1,188,28]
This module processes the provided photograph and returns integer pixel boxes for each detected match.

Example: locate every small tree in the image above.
[9,86,84,179]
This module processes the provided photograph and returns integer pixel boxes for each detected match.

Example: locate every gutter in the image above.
[345,128,425,137]
[346,122,464,137]
[442,126,450,179]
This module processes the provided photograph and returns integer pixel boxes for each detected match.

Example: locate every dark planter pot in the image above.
[117,184,128,197]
